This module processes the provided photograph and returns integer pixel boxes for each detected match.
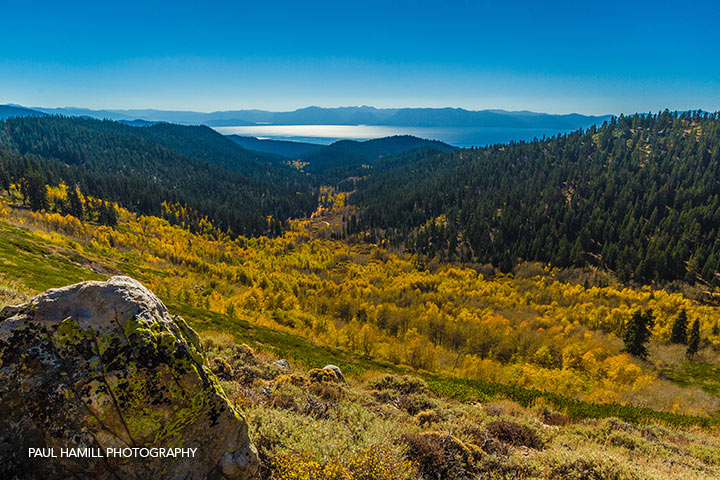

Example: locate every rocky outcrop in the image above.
[0,276,259,480]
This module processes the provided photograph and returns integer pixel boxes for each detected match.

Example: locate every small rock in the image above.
[273,359,290,370]
[322,364,345,382]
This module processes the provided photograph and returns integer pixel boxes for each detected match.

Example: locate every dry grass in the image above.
[0,274,31,310]
[205,333,720,480]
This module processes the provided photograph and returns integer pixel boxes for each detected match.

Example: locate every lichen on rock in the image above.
[0,276,259,480]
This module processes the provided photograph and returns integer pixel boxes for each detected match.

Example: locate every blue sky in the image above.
[2,0,718,115]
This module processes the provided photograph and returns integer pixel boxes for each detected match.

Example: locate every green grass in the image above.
[0,223,103,292]
[663,362,720,396]
[423,375,720,428]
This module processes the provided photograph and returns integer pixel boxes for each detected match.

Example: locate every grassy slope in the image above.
[663,363,720,397]
[0,217,717,430]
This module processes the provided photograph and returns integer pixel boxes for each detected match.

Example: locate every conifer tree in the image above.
[68,186,84,220]
[623,309,654,359]
[23,171,48,211]
[670,309,688,344]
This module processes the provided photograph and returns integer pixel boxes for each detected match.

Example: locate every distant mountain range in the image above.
[6,104,612,130]
[0,104,46,120]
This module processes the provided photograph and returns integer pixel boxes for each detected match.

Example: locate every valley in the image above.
[1,111,720,479]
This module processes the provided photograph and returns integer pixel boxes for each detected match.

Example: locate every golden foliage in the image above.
[5,189,720,415]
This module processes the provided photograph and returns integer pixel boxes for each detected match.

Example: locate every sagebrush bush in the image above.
[416,409,440,427]
[309,381,345,402]
[371,389,438,416]
[275,373,309,388]
[465,426,510,457]
[248,403,413,475]
[485,420,544,450]
[309,367,343,383]
[211,356,234,380]
[368,375,428,395]
[402,431,483,480]
[0,275,30,309]
[539,409,574,426]
[547,458,639,480]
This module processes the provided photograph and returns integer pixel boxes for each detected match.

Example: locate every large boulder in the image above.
[0,276,259,480]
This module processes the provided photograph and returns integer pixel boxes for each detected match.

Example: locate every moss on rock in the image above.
[0,276,259,480]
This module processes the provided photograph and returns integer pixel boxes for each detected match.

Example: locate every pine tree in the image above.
[670,309,688,344]
[23,171,48,211]
[686,320,701,360]
[68,186,84,220]
[0,168,9,193]
[98,201,118,227]
[623,309,654,359]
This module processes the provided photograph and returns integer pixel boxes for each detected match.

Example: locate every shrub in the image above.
[485,420,544,450]
[271,445,416,480]
[607,431,644,451]
[211,356,234,380]
[401,432,483,480]
[465,427,510,457]
[309,382,345,402]
[370,375,437,415]
[309,367,342,383]
[271,392,299,411]
[547,458,639,480]
[300,394,336,419]
[398,393,437,416]
[540,409,573,426]
[275,373,309,388]
[416,409,440,427]
[234,364,270,384]
[369,375,428,395]
[232,342,257,362]
[476,456,537,479]
[269,383,304,411]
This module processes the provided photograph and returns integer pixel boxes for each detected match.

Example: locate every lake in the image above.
[213,124,575,148]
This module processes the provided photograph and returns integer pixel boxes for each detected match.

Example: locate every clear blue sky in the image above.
[2,0,718,115]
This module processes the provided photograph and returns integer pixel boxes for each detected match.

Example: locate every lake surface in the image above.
[214,124,575,148]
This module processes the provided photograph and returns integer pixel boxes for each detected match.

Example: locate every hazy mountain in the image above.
[34,107,135,121]
[28,104,611,130]
[385,108,609,129]
[118,119,159,127]
[0,104,46,120]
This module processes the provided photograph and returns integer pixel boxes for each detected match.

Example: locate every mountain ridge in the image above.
[23,104,612,129]
[0,104,46,120]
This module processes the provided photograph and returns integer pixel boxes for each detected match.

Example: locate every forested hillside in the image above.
[0,116,316,236]
[349,111,720,286]
[4,111,720,289]
[227,135,323,158]
[301,135,455,182]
